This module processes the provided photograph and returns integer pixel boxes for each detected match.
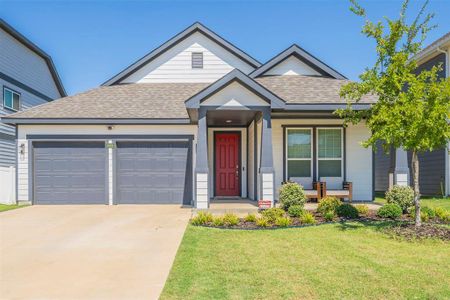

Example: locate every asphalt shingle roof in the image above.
[3,75,377,120]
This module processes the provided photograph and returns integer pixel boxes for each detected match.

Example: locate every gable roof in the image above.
[413,31,450,63]
[102,22,261,86]
[0,18,66,97]
[185,69,285,109]
[250,44,347,79]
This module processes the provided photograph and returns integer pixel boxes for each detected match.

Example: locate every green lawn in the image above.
[161,223,450,300]
[374,192,450,210]
[0,204,27,212]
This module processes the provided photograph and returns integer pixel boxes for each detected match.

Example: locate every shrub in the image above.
[434,207,450,222]
[421,212,429,222]
[385,185,414,213]
[279,182,306,211]
[256,217,270,227]
[300,211,316,224]
[212,216,224,227]
[317,196,342,214]
[337,204,359,219]
[288,205,304,217]
[421,206,435,218]
[222,213,239,226]
[410,206,436,222]
[191,211,213,225]
[377,203,402,219]
[275,216,292,227]
[244,213,257,223]
[355,204,369,216]
[261,208,285,222]
[324,211,335,222]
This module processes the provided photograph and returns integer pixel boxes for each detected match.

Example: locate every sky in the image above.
[1,0,450,96]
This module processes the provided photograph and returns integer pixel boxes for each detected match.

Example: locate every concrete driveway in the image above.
[0,205,191,300]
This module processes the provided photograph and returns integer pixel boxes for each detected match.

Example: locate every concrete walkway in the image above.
[0,205,191,300]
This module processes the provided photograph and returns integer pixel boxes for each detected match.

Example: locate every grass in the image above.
[374,192,450,210]
[161,223,450,300]
[0,204,27,212]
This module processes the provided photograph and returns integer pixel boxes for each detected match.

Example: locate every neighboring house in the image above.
[1,22,376,208]
[374,32,450,197]
[0,19,66,204]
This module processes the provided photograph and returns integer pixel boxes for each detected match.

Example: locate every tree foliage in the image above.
[337,0,450,226]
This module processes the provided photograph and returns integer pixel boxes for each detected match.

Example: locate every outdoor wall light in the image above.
[107,125,114,130]
[225,120,232,123]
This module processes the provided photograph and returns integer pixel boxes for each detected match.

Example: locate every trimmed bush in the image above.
[377,203,402,219]
[386,185,414,213]
[410,206,436,222]
[337,204,359,219]
[256,217,270,227]
[261,208,285,222]
[275,216,292,227]
[191,211,213,225]
[300,211,316,224]
[355,204,369,216]
[288,205,304,217]
[317,196,342,214]
[222,213,239,226]
[421,206,435,218]
[279,182,306,211]
[212,216,225,226]
[434,207,450,222]
[244,213,257,223]
[324,211,335,222]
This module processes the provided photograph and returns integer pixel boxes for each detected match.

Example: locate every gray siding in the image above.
[374,141,391,192]
[415,53,446,79]
[408,149,446,196]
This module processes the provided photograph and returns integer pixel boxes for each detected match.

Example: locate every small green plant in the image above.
[288,205,304,217]
[385,185,414,213]
[261,208,285,222]
[421,206,435,218]
[434,207,450,222]
[337,204,359,219]
[191,211,213,225]
[355,204,369,216]
[377,203,402,219]
[279,182,306,211]
[317,196,342,214]
[420,212,429,222]
[256,217,270,227]
[410,206,436,222]
[212,216,225,227]
[300,211,316,224]
[244,213,257,223]
[222,213,239,226]
[324,211,335,222]
[275,216,292,227]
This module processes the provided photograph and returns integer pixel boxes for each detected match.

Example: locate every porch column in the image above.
[195,107,209,209]
[259,107,275,207]
[390,147,410,187]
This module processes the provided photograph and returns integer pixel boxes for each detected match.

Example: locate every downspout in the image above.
[436,46,449,196]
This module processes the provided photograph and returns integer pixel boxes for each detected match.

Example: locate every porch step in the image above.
[192,207,259,217]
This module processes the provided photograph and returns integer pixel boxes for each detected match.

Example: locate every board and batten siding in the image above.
[121,32,255,84]
[247,120,255,200]
[0,28,61,99]
[264,56,322,76]
[271,119,373,201]
[16,124,197,203]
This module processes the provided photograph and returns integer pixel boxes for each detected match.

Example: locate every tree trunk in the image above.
[411,150,421,227]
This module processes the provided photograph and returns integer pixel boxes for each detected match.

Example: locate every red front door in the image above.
[215,132,240,196]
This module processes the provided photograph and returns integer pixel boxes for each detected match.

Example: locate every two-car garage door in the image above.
[33,140,192,205]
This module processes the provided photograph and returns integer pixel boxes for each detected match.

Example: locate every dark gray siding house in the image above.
[0,19,65,203]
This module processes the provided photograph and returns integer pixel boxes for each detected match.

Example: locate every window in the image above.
[317,128,342,177]
[191,52,203,69]
[3,87,20,111]
[286,128,312,179]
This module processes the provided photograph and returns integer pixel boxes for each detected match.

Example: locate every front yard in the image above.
[0,204,27,212]
[375,193,450,210]
[161,222,450,300]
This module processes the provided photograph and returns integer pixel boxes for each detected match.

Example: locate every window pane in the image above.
[288,160,311,178]
[318,129,342,158]
[4,89,13,109]
[12,93,20,110]
[318,160,341,177]
[287,129,311,158]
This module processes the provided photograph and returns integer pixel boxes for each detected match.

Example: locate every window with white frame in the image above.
[317,128,343,177]
[3,87,20,111]
[286,128,312,179]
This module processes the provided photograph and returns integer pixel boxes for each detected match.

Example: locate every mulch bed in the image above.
[383,223,450,241]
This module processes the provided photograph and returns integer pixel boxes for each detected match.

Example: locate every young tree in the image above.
[337,0,450,226]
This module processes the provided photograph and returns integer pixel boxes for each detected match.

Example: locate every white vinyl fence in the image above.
[0,166,16,204]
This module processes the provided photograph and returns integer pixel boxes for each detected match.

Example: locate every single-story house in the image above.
[2,22,377,208]
[375,32,450,197]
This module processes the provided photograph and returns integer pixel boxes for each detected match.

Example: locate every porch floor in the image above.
[193,198,259,216]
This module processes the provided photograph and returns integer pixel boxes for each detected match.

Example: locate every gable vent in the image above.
[191,52,203,69]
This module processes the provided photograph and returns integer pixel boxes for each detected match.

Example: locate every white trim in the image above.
[3,86,21,112]
[285,128,313,187]
[316,127,344,185]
